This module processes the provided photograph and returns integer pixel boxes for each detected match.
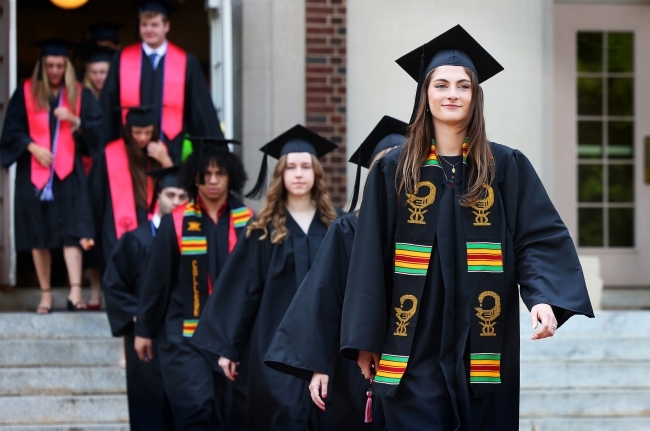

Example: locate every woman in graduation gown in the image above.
[339,25,594,431]
[74,106,173,271]
[192,125,343,431]
[134,138,252,430]
[0,38,102,313]
[264,116,408,431]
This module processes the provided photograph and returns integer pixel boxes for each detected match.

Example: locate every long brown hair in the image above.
[124,125,161,210]
[247,154,338,244]
[397,67,494,207]
[30,58,78,112]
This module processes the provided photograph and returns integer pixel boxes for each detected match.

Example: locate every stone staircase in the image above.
[0,311,128,430]
[519,311,650,431]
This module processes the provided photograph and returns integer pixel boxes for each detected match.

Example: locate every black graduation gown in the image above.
[68,149,149,269]
[340,145,594,431]
[135,207,235,431]
[99,46,223,162]
[0,84,102,251]
[264,212,385,430]
[102,221,174,431]
[192,210,343,431]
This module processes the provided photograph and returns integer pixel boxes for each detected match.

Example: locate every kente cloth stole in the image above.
[173,198,254,337]
[24,79,81,191]
[104,139,155,239]
[374,142,506,398]
[120,43,187,140]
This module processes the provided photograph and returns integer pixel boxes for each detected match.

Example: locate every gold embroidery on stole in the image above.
[394,295,418,336]
[406,181,436,225]
[475,291,501,336]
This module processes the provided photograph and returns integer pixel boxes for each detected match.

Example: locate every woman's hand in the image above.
[147,141,173,167]
[308,372,329,411]
[358,350,380,380]
[530,303,557,340]
[218,356,239,381]
[27,143,53,168]
[53,107,79,127]
[79,238,94,251]
[134,336,153,362]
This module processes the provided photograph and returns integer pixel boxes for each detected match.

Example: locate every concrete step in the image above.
[519,418,650,431]
[0,395,128,425]
[0,425,127,431]
[0,367,126,396]
[0,339,123,367]
[0,313,112,340]
[520,336,650,361]
[520,388,650,417]
[518,310,649,338]
[0,288,105,312]
[602,286,650,310]
[521,361,650,389]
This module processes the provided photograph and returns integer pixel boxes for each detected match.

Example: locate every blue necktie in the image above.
[148,53,158,70]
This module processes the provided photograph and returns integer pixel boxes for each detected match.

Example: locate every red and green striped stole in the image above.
[470,353,501,384]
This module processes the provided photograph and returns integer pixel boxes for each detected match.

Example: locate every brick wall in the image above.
[305,0,348,208]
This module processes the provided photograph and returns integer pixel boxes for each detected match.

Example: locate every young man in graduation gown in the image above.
[339,26,594,431]
[73,106,173,272]
[99,0,223,163]
[192,125,343,431]
[0,38,103,313]
[103,166,187,431]
[264,116,408,431]
[134,138,252,431]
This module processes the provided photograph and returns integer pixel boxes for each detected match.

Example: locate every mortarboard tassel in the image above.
[409,47,427,124]
[347,153,362,213]
[364,382,373,423]
[244,146,270,200]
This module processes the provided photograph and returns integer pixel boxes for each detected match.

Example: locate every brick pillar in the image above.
[305,0,347,207]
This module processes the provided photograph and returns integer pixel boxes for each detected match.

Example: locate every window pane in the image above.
[608,32,634,73]
[577,32,603,72]
[578,164,603,202]
[608,78,634,116]
[578,121,603,158]
[609,208,634,247]
[608,121,634,159]
[579,208,603,247]
[608,164,634,202]
[578,78,603,115]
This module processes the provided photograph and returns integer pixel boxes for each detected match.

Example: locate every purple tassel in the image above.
[364,384,373,423]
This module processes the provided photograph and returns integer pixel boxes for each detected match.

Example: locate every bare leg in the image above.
[32,248,52,314]
[87,267,102,306]
[63,246,86,309]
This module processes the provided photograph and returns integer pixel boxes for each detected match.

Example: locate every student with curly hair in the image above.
[134,138,252,430]
[193,125,342,431]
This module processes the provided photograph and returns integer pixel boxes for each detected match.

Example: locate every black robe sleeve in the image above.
[500,149,595,325]
[135,214,180,339]
[0,84,33,168]
[192,228,269,361]
[264,215,356,380]
[184,53,223,139]
[77,87,105,155]
[103,230,145,337]
[98,52,122,147]
[340,154,399,360]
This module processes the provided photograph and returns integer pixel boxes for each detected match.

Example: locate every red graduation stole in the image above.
[119,43,187,140]
[24,79,81,189]
[172,197,254,337]
[104,138,154,240]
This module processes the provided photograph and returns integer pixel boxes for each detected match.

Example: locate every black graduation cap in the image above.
[32,38,77,57]
[136,0,179,17]
[116,106,156,127]
[347,116,408,212]
[188,136,241,157]
[395,25,504,122]
[83,45,116,63]
[87,22,123,43]
[245,125,338,200]
[147,165,182,190]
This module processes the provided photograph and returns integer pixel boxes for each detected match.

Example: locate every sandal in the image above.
[36,288,53,315]
[67,284,87,311]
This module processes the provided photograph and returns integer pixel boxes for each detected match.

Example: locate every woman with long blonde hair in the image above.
[0,38,103,313]
[339,26,594,430]
[193,125,342,430]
